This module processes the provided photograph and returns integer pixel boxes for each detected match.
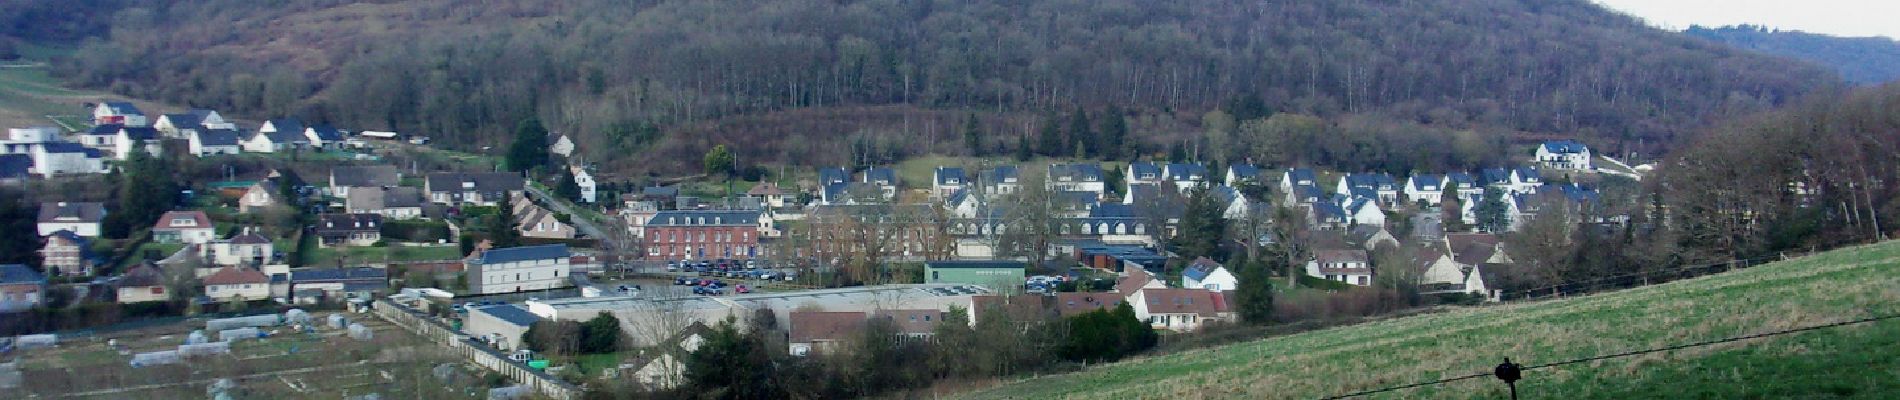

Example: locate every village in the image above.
[0,99,1642,398]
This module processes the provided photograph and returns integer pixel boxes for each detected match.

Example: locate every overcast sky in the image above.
[1593,0,1900,39]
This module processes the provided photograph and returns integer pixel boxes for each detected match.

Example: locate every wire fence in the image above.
[1319,312,1900,399]
[1496,254,1789,302]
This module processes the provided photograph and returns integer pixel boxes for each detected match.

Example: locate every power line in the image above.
[1319,312,1900,399]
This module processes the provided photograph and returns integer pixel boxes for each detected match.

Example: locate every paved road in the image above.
[524,185,611,246]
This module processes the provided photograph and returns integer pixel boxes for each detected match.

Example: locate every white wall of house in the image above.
[1184,267,1237,291]
[117,285,169,304]
[471,258,571,294]
[206,282,270,301]
[39,222,101,237]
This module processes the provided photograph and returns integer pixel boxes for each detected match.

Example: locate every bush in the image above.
[381,219,453,242]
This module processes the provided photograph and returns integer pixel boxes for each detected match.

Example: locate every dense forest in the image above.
[26,0,1841,174]
[1686,25,1900,85]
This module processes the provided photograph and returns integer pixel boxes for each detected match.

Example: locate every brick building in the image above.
[643,210,763,261]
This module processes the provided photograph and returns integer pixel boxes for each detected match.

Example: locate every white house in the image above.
[37,202,106,237]
[1337,172,1401,206]
[304,126,345,149]
[152,210,218,244]
[1181,257,1237,291]
[188,129,243,156]
[932,166,966,199]
[1213,185,1251,219]
[1128,288,1231,332]
[30,143,107,176]
[1225,163,1264,187]
[93,101,147,127]
[1535,140,1592,170]
[242,130,309,153]
[202,266,270,301]
[1405,174,1446,205]
[466,244,572,294]
[1163,162,1211,194]
[984,166,1021,196]
[570,165,597,203]
[204,232,273,266]
[238,181,278,213]
[1047,163,1106,198]
[1510,167,1543,194]
[111,126,163,160]
[1342,197,1386,227]
[1306,249,1373,286]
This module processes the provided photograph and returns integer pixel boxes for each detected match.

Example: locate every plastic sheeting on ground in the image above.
[129,350,182,367]
[206,315,280,331]
[177,342,231,357]
[347,323,373,341]
[218,327,263,342]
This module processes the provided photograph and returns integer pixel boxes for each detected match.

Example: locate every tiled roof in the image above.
[478,244,569,265]
[0,264,44,285]
[202,266,268,286]
[153,211,212,230]
[39,202,106,223]
[1138,288,1222,317]
[790,311,867,343]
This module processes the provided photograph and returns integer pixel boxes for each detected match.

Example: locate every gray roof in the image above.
[331,165,401,187]
[39,202,106,223]
[926,260,1026,269]
[426,172,524,198]
[291,267,387,282]
[478,244,570,265]
[85,124,123,136]
[647,210,761,226]
[935,167,965,186]
[0,154,30,178]
[0,264,44,285]
[118,127,160,141]
[307,125,344,141]
[1049,163,1104,182]
[1128,162,1162,180]
[1165,163,1207,181]
[863,167,897,185]
[265,118,305,134]
[316,213,383,233]
[475,304,542,327]
[197,129,242,146]
[986,166,1019,182]
[818,167,851,185]
[1284,168,1318,186]
[1542,140,1588,153]
[159,113,202,130]
[101,102,142,115]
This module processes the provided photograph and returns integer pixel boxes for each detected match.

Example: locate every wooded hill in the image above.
[30,0,1841,174]
[1686,25,1900,85]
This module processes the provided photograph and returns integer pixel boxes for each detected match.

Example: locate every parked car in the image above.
[508,350,534,362]
[735,285,751,294]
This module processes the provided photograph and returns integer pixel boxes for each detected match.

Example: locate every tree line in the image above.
[36,0,1838,174]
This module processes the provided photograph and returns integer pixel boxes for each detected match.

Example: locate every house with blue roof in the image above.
[984,165,1021,195]
[304,125,347,149]
[1535,140,1593,170]
[1048,163,1106,196]
[1181,257,1236,291]
[189,128,243,156]
[1446,172,1482,201]
[92,101,147,127]
[112,126,163,160]
[1126,162,1162,187]
[1511,167,1543,194]
[1279,168,1321,204]
[1406,174,1446,205]
[818,167,851,186]
[466,244,572,294]
[932,166,966,199]
[1310,200,1348,230]
[0,154,31,183]
[1336,172,1400,205]
[1225,163,1263,187]
[0,264,47,311]
[1163,163,1210,193]
[1212,185,1251,219]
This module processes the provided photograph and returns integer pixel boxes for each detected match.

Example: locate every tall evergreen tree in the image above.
[1235,258,1276,324]
[0,190,42,268]
[1173,186,1229,260]
[1442,181,1469,232]
[1099,105,1128,160]
[506,117,550,173]
[1015,133,1033,162]
[554,170,583,202]
[1036,113,1063,157]
[962,113,983,157]
[102,145,178,239]
[1067,109,1093,158]
[489,202,523,247]
[1476,186,1511,233]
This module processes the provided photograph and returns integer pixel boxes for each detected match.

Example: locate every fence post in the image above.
[1494,358,1522,400]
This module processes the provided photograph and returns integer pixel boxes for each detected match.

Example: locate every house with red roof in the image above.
[1128,288,1233,332]
[202,266,270,301]
[788,311,867,356]
[153,210,217,244]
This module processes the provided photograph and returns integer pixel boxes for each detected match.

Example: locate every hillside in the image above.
[21,0,1839,174]
[959,241,1900,399]
[1686,25,1900,85]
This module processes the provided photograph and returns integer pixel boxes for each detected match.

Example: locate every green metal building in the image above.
[924,260,1026,287]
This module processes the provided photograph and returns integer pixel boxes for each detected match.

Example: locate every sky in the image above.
[1592,0,1900,39]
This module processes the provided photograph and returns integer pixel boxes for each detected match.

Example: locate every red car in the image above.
[735,285,751,294]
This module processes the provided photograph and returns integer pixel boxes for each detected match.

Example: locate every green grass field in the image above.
[959,241,1900,400]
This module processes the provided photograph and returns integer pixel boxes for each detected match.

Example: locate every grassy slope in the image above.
[0,44,179,130]
[961,241,1900,400]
